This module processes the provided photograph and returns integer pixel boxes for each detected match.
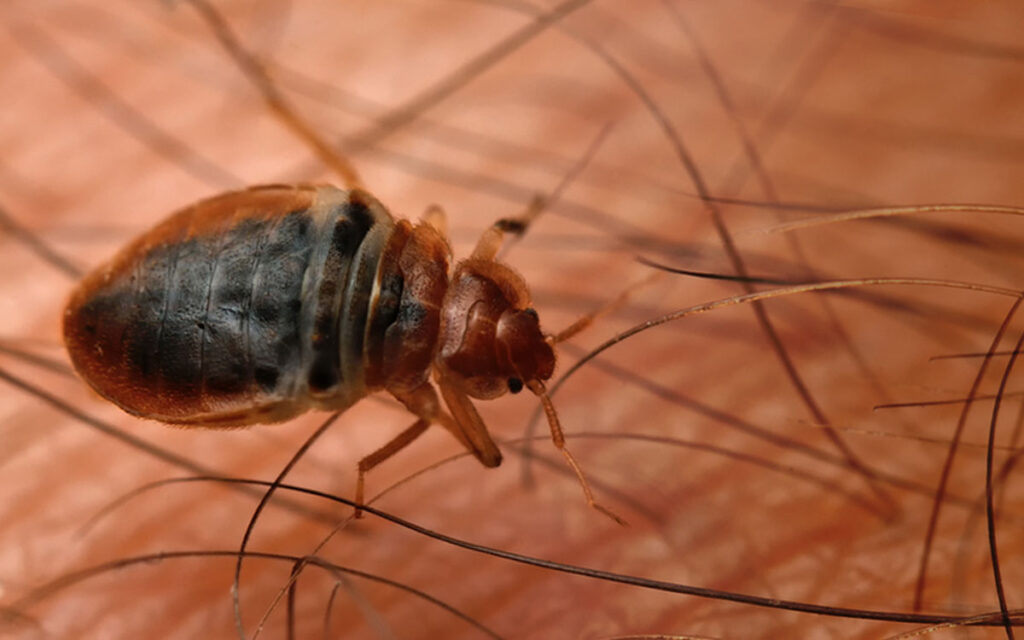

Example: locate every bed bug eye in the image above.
[523,307,538,319]
[507,377,524,394]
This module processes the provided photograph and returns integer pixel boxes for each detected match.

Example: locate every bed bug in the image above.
[63,183,620,521]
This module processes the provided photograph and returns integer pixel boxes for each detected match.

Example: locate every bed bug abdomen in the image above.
[63,185,393,426]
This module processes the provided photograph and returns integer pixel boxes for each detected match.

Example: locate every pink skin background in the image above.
[3,1,1024,638]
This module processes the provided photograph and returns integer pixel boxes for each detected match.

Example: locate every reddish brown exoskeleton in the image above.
[63,184,618,520]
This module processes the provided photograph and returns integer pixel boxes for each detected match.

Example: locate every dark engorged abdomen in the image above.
[125,211,312,397]
[63,185,391,425]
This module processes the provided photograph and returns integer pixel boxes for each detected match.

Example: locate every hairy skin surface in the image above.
[3,1,1024,638]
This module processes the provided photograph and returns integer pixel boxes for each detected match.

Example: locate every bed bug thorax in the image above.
[64,184,618,521]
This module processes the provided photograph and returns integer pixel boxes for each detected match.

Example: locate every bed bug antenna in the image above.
[61,182,638,526]
[548,271,662,346]
[526,379,626,526]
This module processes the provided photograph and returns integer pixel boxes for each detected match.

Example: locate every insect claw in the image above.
[495,218,528,235]
[593,502,629,527]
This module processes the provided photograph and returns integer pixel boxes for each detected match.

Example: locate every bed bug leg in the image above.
[353,383,442,518]
[435,372,504,468]
[354,417,431,518]
[527,379,626,525]
[421,204,448,237]
[458,196,630,524]
[355,381,502,518]
[473,194,545,261]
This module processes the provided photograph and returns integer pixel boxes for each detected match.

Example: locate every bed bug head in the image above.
[434,248,621,523]
[437,257,555,400]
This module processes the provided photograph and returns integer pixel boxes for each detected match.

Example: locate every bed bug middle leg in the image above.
[354,381,502,518]
[421,204,448,237]
[353,383,440,518]
[354,415,430,519]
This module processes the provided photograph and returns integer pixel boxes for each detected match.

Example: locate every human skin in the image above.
[2,1,1024,638]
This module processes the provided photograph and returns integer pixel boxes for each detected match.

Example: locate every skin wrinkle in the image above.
[2,1,1024,638]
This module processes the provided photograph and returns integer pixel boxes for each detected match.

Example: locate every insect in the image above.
[63,183,619,520]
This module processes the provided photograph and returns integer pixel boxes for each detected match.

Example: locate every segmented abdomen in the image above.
[63,185,394,425]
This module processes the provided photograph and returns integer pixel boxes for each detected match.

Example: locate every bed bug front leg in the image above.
[354,381,502,518]
[434,372,504,468]
[433,200,626,525]
[473,195,545,261]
